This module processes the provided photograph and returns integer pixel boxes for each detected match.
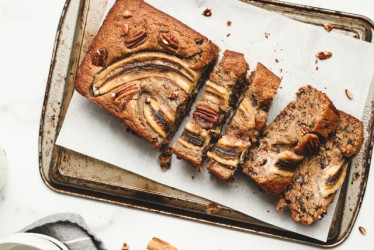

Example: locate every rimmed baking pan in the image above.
[39,0,374,247]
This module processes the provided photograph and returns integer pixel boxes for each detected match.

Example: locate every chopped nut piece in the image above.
[316,66,319,71]
[352,172,360,182]
[275,59,279,63]
[226,33,231,37]
[324,23,334,32]
[147,237,177,250]
[125,29,147,48]
[316,51,332,60]
[123,10,132,18]
[206,202,221,214]
[359,226,367,235]
[227,20,232,26]
[121,242,130,250]
[121,24,129,36]
[345,89,353,100]
[91,48,108,67]
[202,8,212,17]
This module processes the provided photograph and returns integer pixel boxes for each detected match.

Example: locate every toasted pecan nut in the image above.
[158,32,178,52]
[293,133,320,154]
[125,29,147,48]
[91,48,108,67]
[193,104,219,123]
[316,51,332,60]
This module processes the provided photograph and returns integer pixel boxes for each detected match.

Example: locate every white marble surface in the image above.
[0,0,373,249]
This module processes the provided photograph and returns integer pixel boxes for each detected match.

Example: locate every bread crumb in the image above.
[202,8,212,17]
[279,68,283,73]
[227,20,232,26]
[316,66,319,71]
[122,242,130,250]
[275,59,279,63]
[206,202,221,214]
[353,34,359,39]
[264,32,270,39]
[316,51,332,60]
[352,172,360,182]
[324,23,333,32]
[315,59,318,64]
[226,33,231,37]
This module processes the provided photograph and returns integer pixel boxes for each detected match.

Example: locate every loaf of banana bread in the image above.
[74,0,219,151]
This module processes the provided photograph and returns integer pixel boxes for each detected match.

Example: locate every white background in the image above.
[0,0,374,249]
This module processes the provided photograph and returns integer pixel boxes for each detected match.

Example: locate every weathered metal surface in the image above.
[39,0,374,247]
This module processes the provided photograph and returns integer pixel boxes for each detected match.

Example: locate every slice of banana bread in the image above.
[277,111,363,225]
[74,0,219,151]
[172,50,249,171]
[206,63,281,182]
[243,86,340,196]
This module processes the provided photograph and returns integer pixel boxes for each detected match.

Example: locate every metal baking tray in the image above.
[39,0,374,247]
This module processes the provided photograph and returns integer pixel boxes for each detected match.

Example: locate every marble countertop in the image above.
[1,0,373,249]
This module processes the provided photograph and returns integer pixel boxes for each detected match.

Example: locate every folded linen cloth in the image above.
[20,213,106,250]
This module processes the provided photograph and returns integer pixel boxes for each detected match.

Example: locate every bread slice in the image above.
[206,63,281,182]
[277,111,363,225]
[243,86,339,196]
[172,50,249,171]
[74,0,219,151]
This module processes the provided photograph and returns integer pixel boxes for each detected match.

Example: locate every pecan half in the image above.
[125,29,147,49]
[293,133,320,154]
[91,48,108,67]
[193,104,218,124]
[315,51,332,60]
[158,32,178,53]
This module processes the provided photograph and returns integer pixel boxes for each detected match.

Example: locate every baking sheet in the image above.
[56,0,374,241]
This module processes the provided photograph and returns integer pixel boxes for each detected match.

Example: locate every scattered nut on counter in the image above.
[147,237,177,250]
[345,89,354,100]
[324,23,334,32]
[202,8,212,17]
[352,172,360,182]
[315,51,332,60]
[359,226,367,235]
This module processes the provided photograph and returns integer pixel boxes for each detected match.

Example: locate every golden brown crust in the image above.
[74,0,219,150]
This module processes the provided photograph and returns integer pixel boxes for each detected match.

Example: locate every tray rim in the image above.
[39,0,374,247]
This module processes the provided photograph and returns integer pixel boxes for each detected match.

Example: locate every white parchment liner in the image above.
[56,0,374,241]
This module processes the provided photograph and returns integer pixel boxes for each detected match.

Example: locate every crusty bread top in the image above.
[75,0,219,97]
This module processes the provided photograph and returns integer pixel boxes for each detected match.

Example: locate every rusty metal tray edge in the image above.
[39,0,374,247]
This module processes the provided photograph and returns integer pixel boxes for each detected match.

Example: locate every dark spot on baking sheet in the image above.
[227,20,232,26]
[279,68,283,73]
[191,175,195,180]
[315,59,318,64]
[202,8,212,17]
[316,66,319,70]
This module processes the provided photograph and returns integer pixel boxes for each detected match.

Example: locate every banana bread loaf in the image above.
[206,63,281,182]
[243,85,339,196]
[74,0,219,151]
[277,111,363,225]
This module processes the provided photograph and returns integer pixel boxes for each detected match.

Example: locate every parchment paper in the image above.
[56,0,374,241]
